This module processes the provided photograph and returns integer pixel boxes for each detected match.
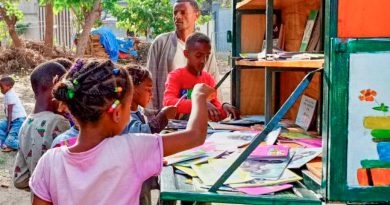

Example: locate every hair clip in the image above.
[63,80,75,99]
[70,59,83,72]
[73,79,79,86]
[113,68,120,76]
[108,100,120,113]
[114,87,123,93]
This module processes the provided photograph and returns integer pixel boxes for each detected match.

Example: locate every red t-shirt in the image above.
[163,68,227,119]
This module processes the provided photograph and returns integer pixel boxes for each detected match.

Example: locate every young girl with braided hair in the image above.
[30,59,213,205]
[123,65,177,134]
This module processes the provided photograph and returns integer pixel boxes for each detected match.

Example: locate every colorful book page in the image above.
[241,152,294,180]
[191,159,252,186]
[230,169,302,188]
[164,142,216,165]
[205,132,257,150]
[174,166,198,177]
[288,148,322,169]
[236,184,293,195]
[174,151,226,167]
[249,145,289,159]
[265,127,282,145]
[208,122,252,131]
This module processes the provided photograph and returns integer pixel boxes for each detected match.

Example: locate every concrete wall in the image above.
[197,3,233,53]
[19,0,41,41]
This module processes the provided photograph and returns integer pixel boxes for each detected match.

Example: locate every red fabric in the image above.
[163,68,227,119]
[118,51,129,59]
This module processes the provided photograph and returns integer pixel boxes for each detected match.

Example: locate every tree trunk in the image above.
[0,7,22,48]
[75,0,102,57]
[44,3,54,57]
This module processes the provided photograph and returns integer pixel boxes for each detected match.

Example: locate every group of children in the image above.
[0,32,239,204]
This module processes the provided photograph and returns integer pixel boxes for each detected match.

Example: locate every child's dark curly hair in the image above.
[52,59,132,123]
[124,64,151,86]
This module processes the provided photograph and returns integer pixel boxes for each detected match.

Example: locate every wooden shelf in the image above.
[237,0,282,10]
[235,59,324,69]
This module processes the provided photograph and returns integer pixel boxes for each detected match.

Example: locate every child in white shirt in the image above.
[0,76,27,152]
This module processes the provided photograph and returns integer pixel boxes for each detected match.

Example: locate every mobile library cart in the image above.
[159,0,390,204]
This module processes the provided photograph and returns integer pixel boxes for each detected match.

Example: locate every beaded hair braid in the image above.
[53,59,132,123]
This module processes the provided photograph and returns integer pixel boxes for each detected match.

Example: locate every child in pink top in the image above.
[29,59,213,205]
[163,32,240,122]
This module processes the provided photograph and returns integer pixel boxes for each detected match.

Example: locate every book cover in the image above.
[164,142,216,165]
[191,159,253,186]
[236,184,293,195]
[300,10,318,51]
[230,169,302,188]
[249,145,289,160]
[241,152,294,180]
[288,148,322,169]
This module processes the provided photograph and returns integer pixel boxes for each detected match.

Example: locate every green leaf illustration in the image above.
[372,103,389,112]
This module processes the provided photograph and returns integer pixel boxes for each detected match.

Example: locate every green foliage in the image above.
[110,0,174,37]
[15,22,30,35]
[0,21,8,40]
[1,0,24,21]
[41,0,118,30]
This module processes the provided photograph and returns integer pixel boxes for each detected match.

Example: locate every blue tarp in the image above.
[91,27,138,62]
[117,38,138,58]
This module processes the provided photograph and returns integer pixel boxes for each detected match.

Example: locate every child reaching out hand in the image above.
[30,59,213,205]
[123,65,177,134]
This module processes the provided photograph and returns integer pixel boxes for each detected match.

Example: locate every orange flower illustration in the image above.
[359,89,377,102]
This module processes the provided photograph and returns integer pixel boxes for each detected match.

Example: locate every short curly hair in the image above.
[124,64,151,86]
[175,0,199,12]
[0,76,15,87]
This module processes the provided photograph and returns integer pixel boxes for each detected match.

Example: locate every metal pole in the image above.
[265,0,274,123]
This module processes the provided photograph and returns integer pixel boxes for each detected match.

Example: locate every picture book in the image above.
[287,147,322,169]
[230,169,302,188]
[220,115,265,126]
[164,142,216,165]
[174,150,226,167]
[249,145,289,160]
[191,159,253,186]
[241,152,294,180]
[208,122,252,131]
[205,131,257,150]
[236,184,293,195]
[264,127,281,145]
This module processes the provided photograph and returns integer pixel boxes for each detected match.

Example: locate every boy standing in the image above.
[13,62,70,189]
[163,32,240,122]
[0,76,27,152]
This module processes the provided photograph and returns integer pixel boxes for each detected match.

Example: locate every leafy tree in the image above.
[109,0,173,38]
[110,0,212,38]
[0,0,24,47]
[46,0,107,57]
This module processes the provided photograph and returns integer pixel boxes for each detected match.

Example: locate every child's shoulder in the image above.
[28,112,68,126]
[170,67,187,74]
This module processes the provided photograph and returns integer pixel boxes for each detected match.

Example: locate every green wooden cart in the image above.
[159,0,390,204]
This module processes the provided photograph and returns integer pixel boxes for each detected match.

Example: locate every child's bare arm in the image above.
[162,84,214,156]
[32,195,52,205]
[6,104,13,132]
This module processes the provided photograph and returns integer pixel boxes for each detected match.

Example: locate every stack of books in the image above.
[249,145,290,161]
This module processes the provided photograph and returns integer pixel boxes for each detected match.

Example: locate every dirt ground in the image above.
[0,53,233,205]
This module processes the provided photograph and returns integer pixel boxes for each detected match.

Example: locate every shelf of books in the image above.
[160,70,323,204]
[158,0,390,204]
